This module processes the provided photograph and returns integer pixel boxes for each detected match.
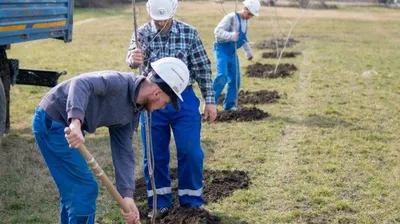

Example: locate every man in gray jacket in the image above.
[31,57,189,224]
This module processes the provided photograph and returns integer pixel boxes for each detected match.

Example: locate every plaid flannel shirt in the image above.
[126,20,215,104]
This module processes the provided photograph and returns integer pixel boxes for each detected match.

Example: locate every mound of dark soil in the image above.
[203,170,250,203]
[215,107,269,122]
[262,51,301,58]
[133,169,251,224]
[134,169,250,203]
[159,207,221,224]
[218,90,281,105]
[256,38,299,49]
[246,62,297,78]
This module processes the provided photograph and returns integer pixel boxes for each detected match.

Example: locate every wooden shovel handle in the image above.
[64,127,141,224]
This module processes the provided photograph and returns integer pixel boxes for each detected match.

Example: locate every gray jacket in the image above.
[214,12,253,58]
[39,70,145,198]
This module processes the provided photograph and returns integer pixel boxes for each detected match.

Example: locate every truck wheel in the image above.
[0,47,10,140]
[0,47,10,148]
[0,79,6,147]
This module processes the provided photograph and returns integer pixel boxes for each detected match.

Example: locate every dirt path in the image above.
[75,15,126,26]
[75,18,98,25]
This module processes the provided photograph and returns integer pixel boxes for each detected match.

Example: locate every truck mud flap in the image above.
[16,69,67,87]
[8,59,67,87]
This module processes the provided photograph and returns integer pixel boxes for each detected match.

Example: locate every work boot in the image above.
[147,207,170,219]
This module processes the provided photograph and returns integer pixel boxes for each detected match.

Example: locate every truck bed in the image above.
[0,0,73,46]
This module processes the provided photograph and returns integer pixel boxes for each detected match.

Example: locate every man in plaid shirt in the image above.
[126,0,217,218]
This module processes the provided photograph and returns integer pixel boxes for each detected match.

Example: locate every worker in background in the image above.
[213,0,261,110]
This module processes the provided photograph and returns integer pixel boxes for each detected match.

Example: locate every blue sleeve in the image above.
[109,121,136,198]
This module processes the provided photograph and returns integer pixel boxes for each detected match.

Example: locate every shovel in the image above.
[64,127,141,224]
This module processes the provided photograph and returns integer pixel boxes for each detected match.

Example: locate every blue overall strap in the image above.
[235,13,248,49]
[235,13,242,33]
[235,12,248,33]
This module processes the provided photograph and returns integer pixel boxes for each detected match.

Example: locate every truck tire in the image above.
[0,47,10,139]
[0,79,5,147]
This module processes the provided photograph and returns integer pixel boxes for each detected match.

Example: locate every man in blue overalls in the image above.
[213,0,261,110]
[126,0,217,219]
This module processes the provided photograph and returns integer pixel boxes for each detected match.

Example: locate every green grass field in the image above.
[0,2,399,223]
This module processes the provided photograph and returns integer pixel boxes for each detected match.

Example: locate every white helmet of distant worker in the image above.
[243,0,260,17]
[146,0,178,20]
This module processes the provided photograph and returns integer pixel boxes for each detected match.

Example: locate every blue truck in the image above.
[0,0,74,141]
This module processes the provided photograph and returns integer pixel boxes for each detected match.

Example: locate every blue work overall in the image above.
[140,87,204,209]
[213,13,248,110]
[32,107,97,224]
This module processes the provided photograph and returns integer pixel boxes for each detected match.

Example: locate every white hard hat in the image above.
[146,0,178,20]
[150,57,189,111]
[243,0,260,16]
